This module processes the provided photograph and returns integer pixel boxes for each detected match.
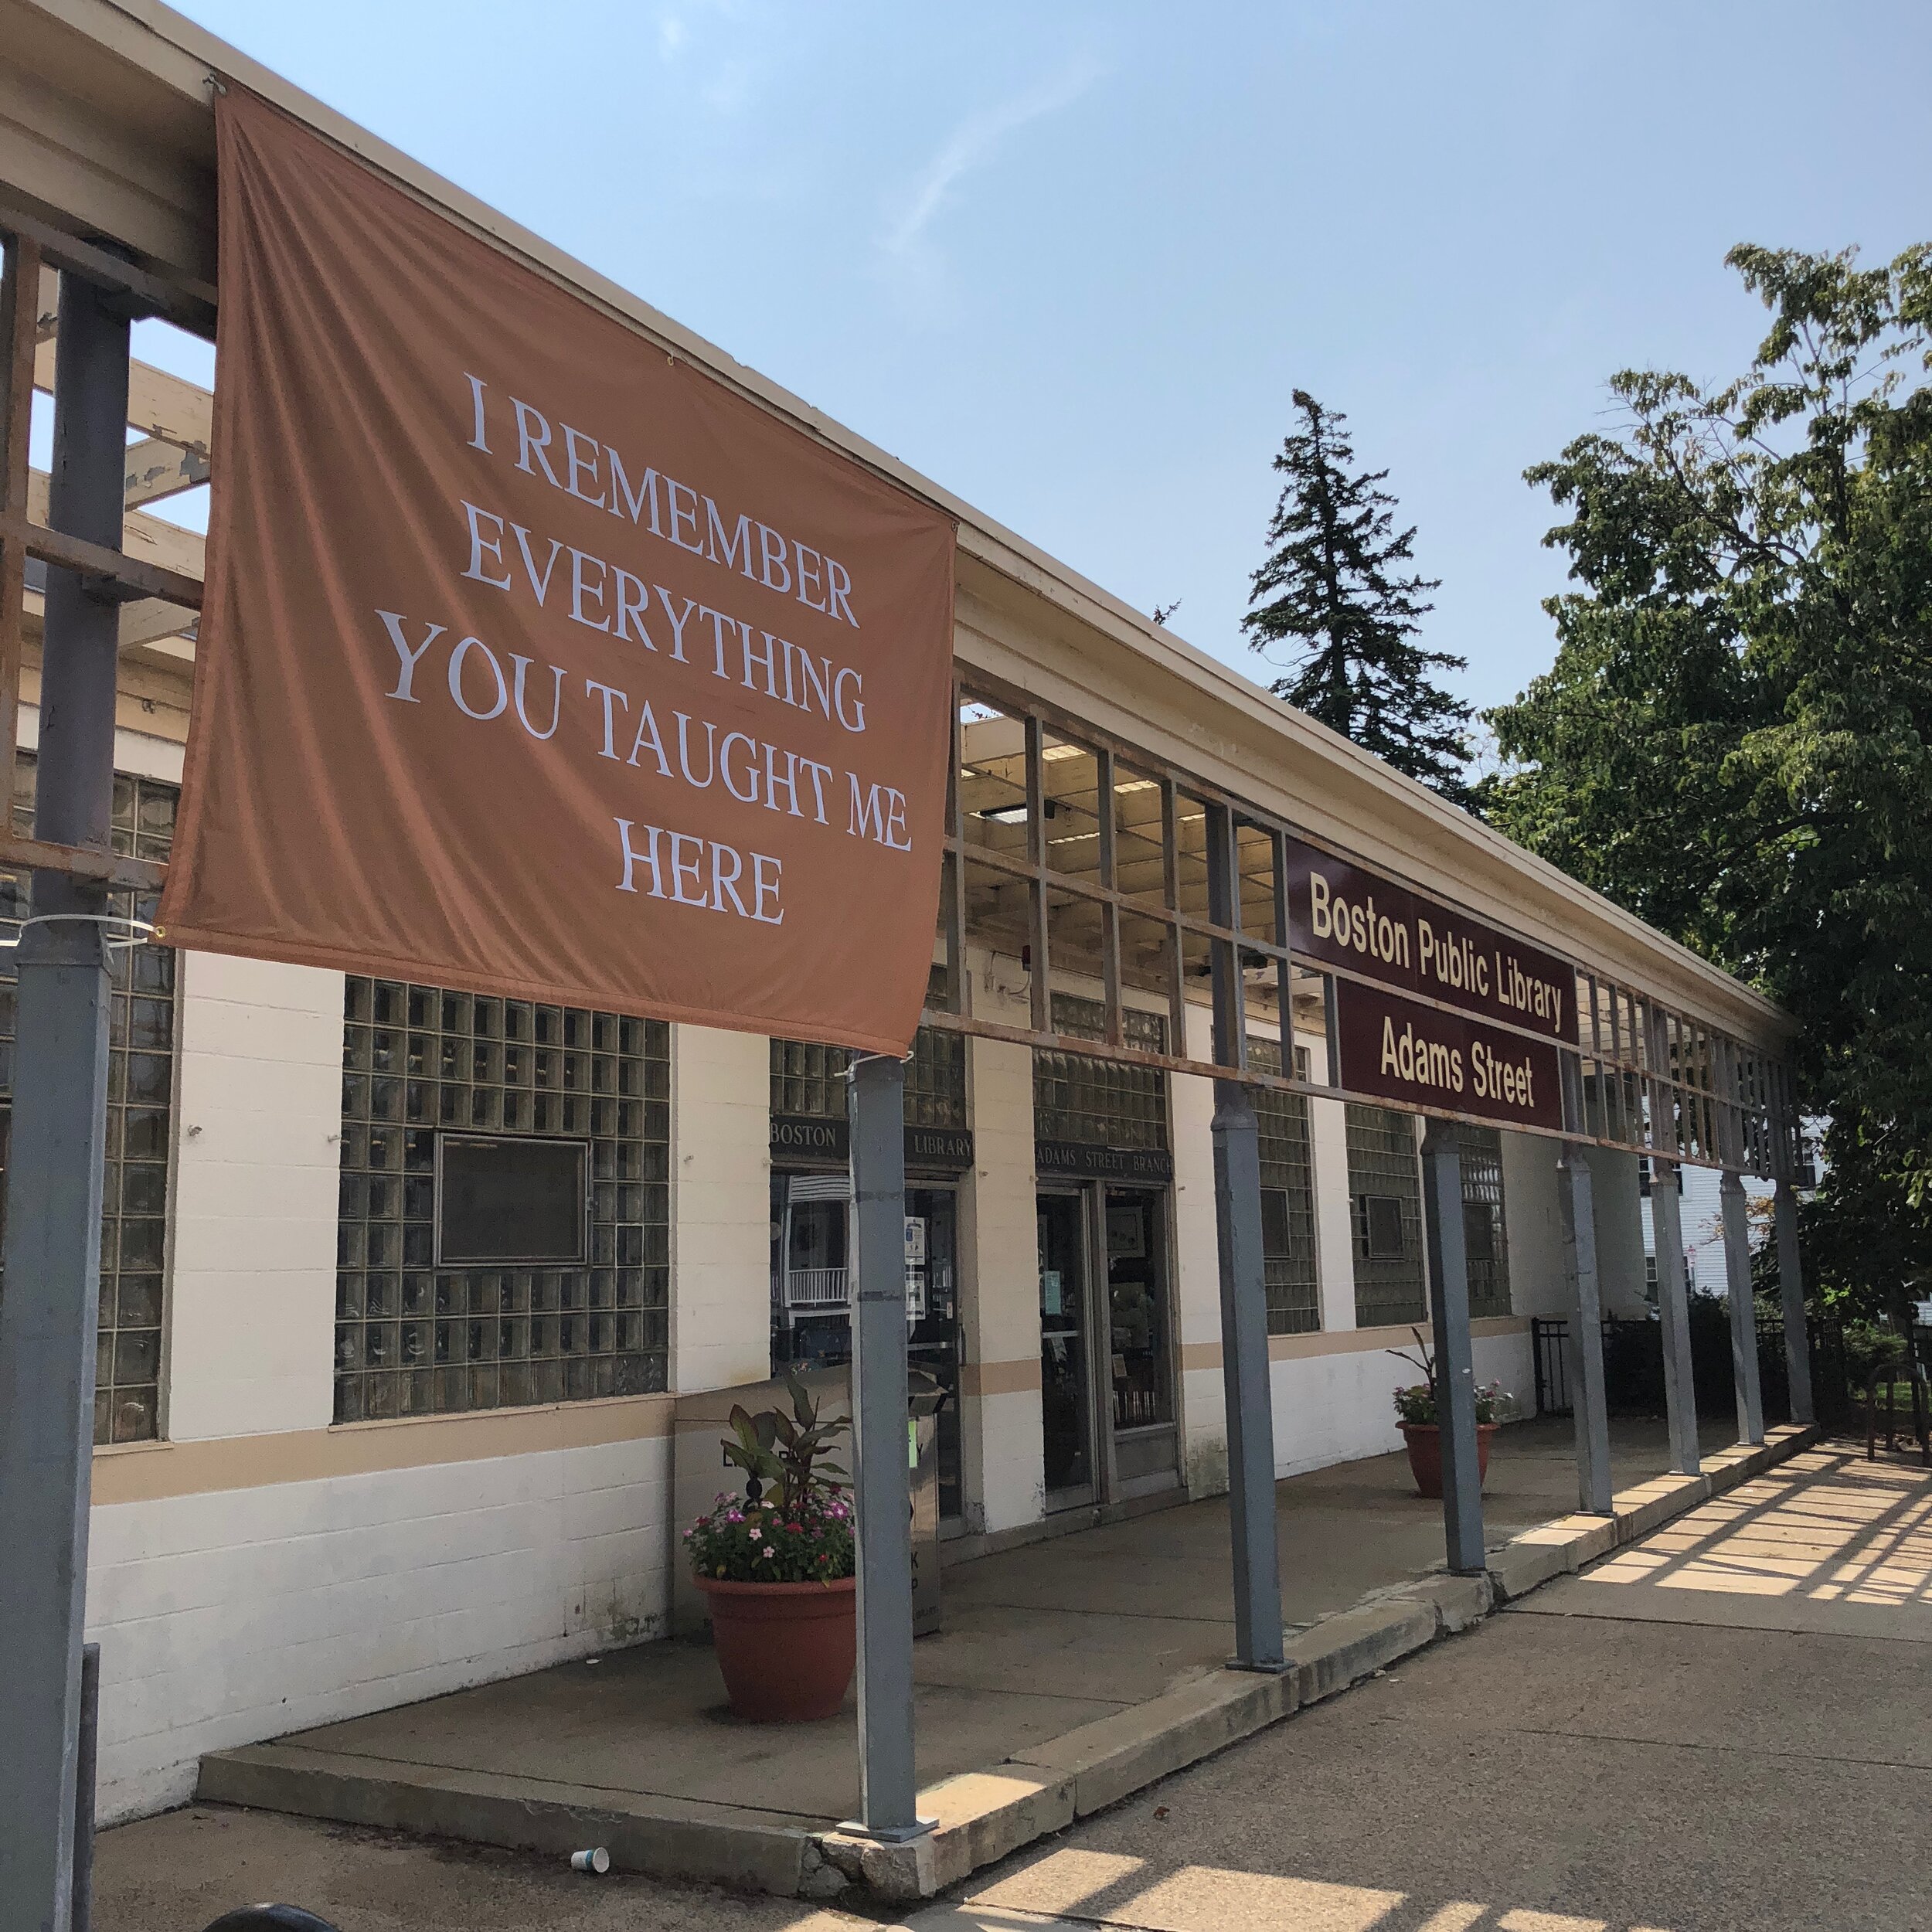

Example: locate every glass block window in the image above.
[906,1024,966,1130]
[770,967,964,1132]
[770,1037,852,1121]
[1459,1125,1512,1319]
[1033,992,1168,1149]
[1250,1038,1318,1335]
[335,980,670,1422]
[768,1024,965,1131]
[0,753,177,1445]
[1347,1104,1427,1329]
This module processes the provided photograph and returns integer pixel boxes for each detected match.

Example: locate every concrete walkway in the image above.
[188,1416,1743,1894]
[96,1434,1916,1930]
[909,1437,1932,1932]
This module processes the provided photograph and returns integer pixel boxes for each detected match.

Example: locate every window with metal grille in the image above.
[0,754,175,1445]
[335,981,670,1421]
[1033,992,1168,1149]
[1250,1037,1318,1334]
[1346,1104,1427,1328]
[1458,1125,1512,1318]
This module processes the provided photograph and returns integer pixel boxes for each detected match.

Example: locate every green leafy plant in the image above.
[719,1369,849,1518]
[1387,1328,1509,1426]
[685,1371,855,1584]
[1480,242,1932,1318]
[1842,1319,1910,1461]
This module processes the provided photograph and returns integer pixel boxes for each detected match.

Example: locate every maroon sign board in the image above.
[1284,839,1578,1046]
[1284,838,1577,1131]
[1333,978,1566,1131]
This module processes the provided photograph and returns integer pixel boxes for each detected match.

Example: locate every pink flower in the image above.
[747,1526,761,1541]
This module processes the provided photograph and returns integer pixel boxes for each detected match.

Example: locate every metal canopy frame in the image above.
[932,668,1803,1182]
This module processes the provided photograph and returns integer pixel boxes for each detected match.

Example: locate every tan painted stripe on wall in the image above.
[1181,1315,1529,1373]
[961,1358,1043,1398]
[90,1392,675,1507]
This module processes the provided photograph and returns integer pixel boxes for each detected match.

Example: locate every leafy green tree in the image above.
[1243,390,1472,796]
[1481,243,1932,1318]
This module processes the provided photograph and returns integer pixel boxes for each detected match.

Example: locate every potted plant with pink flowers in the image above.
[684,1371,856,1722]
[1387,1329,1509,1498]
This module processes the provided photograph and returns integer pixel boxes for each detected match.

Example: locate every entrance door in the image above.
[905,1185,963,1526]
[1104,1188,1179,1493]
[1037,1190,1095,1509]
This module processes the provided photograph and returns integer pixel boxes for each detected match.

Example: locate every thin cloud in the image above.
[880,59,1103,280]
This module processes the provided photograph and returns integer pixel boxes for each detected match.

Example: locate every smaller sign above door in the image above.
[1035,1141,1175,1183]
[771,1115,975,1170]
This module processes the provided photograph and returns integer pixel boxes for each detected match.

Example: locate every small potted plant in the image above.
[1388,1328,1509,1499]
[684,1370,857,1723]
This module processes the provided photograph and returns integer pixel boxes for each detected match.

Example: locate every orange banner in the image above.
[160,91,955,1054]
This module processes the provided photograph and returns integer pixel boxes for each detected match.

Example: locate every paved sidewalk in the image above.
[194,1417,1733,1851]
[98,1438,1923,1930]
[97,1415,1781,1927]
[901,1439,1932,1932]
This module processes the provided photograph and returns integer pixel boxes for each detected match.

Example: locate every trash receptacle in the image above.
[908,1367,949,1635]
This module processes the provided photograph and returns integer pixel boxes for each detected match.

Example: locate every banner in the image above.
[160,92,956,1055]
[1333,978,1566,1131]
[1285,838,1577,1045]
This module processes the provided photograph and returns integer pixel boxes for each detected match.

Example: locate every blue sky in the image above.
[158,0,1931,726]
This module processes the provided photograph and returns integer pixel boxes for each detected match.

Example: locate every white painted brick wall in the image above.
[167,955,342,1440]
[1269,1328,1534,1477]
[85,1435,671,1825]
[958,1031,1043,1533]
[670,1023,770,1395]
[1172,1003,1223,1495]
[1502,1128,1568,1320]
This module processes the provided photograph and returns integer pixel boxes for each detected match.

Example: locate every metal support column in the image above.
[1204,804,1283,1672]
[1557,1147,1613,1514]
[1420,1123,1485,1575]
[1719,1171,1766,1445]
[1774,1179,1814,1426]
[845,1053,928,1842]
[1650,1162,1702,1476]
[0,270,128,1927]
[1212,1080,1284,1669]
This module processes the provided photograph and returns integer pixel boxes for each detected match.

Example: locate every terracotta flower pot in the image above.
[1399,1421,1498,1499]
[696,1574,856,1722]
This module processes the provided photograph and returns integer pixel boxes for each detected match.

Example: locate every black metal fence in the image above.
[1531,1301,1858,1432]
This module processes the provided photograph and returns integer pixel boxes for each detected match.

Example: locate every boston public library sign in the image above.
[159,92,955,1058]
[1286,837,1571,1134]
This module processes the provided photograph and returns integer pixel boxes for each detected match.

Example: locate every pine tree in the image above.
[1243,391,1471,797]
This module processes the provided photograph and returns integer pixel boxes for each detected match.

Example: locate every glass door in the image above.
[906,1185,963,1526]
[1105,1188,1179,1492]
[1038,1189,1095,1509]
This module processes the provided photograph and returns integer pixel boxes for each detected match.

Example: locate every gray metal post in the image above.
[0,270,128,1928]
[1202,802,1282,1672]
[1774,1179,1814,1425]
[845,1053,927,1842]
[1557,1148,1614,1514]
[1719,1172,1766,1444]
[1420,1124,1485,1574]
[1212,1080,1284,1670]
[72,1643,99,1932]
[1650,1162,1702,1475]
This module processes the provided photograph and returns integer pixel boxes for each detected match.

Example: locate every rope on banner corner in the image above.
[0,912,158,951]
